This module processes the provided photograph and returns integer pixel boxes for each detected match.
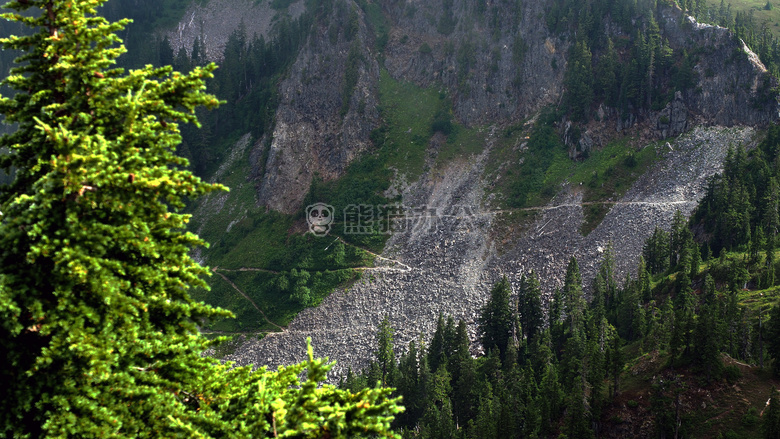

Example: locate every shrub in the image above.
[742,407,760,428]
[724,364,742,383]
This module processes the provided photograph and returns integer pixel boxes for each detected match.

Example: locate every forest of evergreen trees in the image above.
[344,249,780,437]
[0,0,405,436]
[341,126,780,438]
[549,0,777,125]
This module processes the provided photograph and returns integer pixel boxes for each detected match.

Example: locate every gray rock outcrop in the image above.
[657,8,779,127]
[256,2,382,213]
[248,0,778,213]
[657,91,688,138]
[382,0,565,127]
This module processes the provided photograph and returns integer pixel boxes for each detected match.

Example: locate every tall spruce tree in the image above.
[518,271,544,341]
[693,275,723,383]
[0,1,401,436]
[643,226,670,275]
[376,315,396,387]
[428,313,448,372]
[564,256,586,335]
[478,276,514,359]
[564,39,594,122]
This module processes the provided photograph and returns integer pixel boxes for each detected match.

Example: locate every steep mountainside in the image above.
[173,0,779,377]
[226,125,754,378]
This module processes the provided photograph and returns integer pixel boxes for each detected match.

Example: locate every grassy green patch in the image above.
[189,135,377,332]
[704,0,780,38]
[434,124,486,166]
[544,138,658,202]
[304,143,396,253]
[507,122,568,208]
[487,113,659,234]
[224,268,359,327]
[377,69,447,180]
[581,204,611,236]
[194,235,368,332]
[739,285,780,312]
[548,137,658,234]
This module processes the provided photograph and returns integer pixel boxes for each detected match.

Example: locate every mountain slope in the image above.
[224,125,756,378]
[169,0,780,375]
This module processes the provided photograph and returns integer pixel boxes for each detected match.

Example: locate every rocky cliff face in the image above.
[382,0,565,127]
[657,8,778,127]
[250,0,777,214]
[257,3,382,213]
[252,0,568,214]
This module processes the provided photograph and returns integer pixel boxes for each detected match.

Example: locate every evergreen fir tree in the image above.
[468,383,498,439]
[670,209,691,269]
[419,363,455,439]
[428,313,447,372]
[606,335,624,398]
[538,361,563,434]
[443,315,456,359]
[763,177,780,238]
[690,238,702,279]
[618,274,642,340]
[396,340,422,427]
[376,315,396,387]
[0,2,402,434]
[597,37,619,106]
[527,330,554,381]
[659,299,675,352]
[565,362,594,439]
[693,275,723,383]
[550,285,567,356]
[564,256,586,335]
[725,284,742,358]
[671,271,695,363]
[643,226,671,274]
[448,319,470,382]
[518,270,544,341]
[767,233,777,288]
[564,39,594,122]
[478,277,514,360]
[637,254,653,302]
[517,366,541,438]
[753,226,767,267]
[451,321,476,427]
